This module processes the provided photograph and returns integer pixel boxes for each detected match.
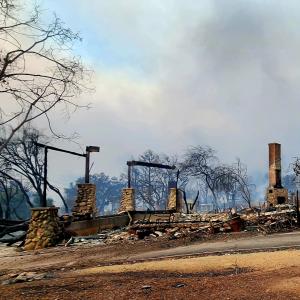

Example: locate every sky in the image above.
[31,0,300,198]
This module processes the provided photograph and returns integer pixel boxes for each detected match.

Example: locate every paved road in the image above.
[129,231,300,261]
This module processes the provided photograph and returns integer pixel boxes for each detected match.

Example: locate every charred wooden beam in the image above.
[34,142,99,204]
[0,219,29,226]
[127,160,176,169]
[35,142,86,158]
[126,160,176,188]
[0,222,29,239]
[0,232,26,246]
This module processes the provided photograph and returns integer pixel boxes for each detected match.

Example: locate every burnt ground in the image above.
[0,231,299,299]
[0,231,260,272]
[1,267,300,300]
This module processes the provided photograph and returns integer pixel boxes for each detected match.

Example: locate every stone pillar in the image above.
[24,207,63,251]
[72,184,97,219]
[118,188,135,213]
[167,188,183,212]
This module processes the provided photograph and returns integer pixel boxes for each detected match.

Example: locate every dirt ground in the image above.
[0,231,259,272]
[2,267,300,300]
[0,232,299,299]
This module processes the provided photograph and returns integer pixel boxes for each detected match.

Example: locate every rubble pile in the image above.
[105,204,299,243]
[64,205,300,247]
[64,230,132,246]
[240,204,297,233]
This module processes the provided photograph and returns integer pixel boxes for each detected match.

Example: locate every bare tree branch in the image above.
[0,0,90,153]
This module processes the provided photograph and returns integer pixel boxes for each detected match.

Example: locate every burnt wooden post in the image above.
[127,164,132,188]
[85,150,90,184]
[85,146,100,184]
[297,190,300,227]
[42,146,48,207]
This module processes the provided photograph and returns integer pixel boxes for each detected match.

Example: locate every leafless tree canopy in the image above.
[181,146,255,210]
[0,0,88,153]
[292,158,300,177]
[126,147,255,211]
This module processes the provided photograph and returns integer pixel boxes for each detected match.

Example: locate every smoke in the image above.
[40,0,300,193]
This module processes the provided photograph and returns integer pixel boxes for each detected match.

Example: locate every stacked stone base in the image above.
[72,184,97,219]
[167,188,184,212]
[24,207,63,251]
[118,188,135,213]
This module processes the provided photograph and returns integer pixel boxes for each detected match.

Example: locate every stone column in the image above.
[167,188,183,212]
[24,207,63,251]
[118,188,135,213]
[72,183,97,219]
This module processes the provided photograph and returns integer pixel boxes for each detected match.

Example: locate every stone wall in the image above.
[167,188,184,212]
[118,188,135,213]
[24,207,63,251]
[72,184,97,219]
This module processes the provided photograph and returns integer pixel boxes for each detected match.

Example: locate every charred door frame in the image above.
[35,143,99,207]
[126,160,176,188]
[126,160,178,211]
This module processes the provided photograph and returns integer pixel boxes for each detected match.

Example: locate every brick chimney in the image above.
[268,143,282,188]
[266,143,288,206]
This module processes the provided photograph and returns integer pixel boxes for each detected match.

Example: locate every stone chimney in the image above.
[266,143,288,206]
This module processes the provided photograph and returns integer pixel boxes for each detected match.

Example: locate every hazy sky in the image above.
[34,0,300,195]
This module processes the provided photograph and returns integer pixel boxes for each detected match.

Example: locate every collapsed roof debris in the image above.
[62,204,299,247]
